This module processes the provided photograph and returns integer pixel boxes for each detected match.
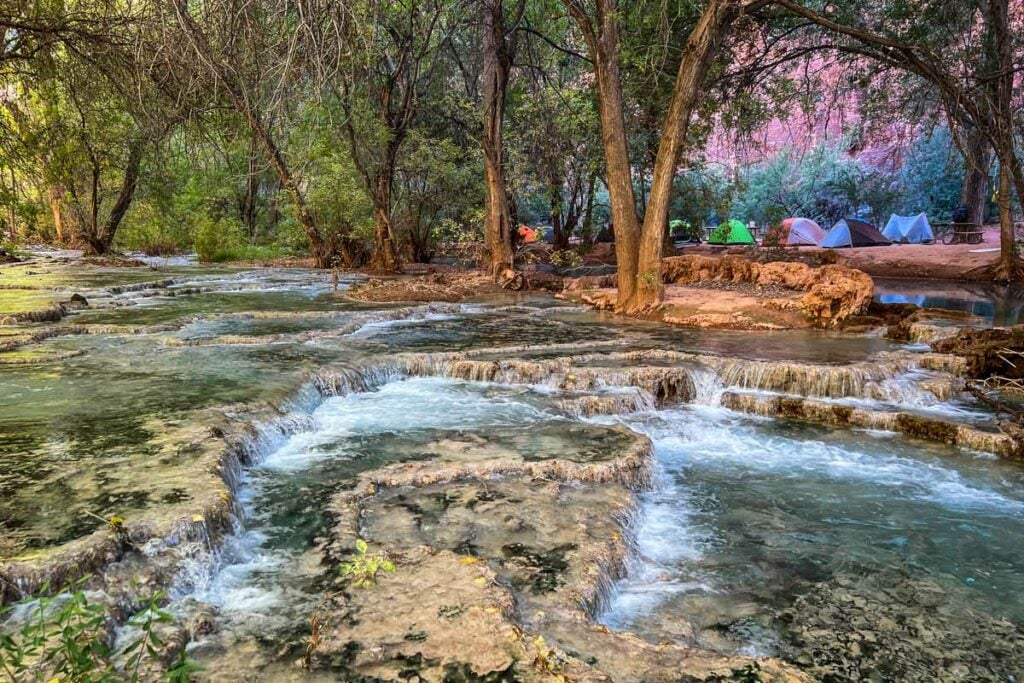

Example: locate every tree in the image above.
[563,0,765,312]
[480,0,523,276]
[1,0,154,251]
[159,0,342,267]
[512,7,603,251]
[338,0,450,272]
[774,0,1024,279]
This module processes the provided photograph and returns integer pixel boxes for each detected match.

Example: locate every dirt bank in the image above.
[346,265,565,303]
[675,226,1003,281]
[562,256,875,331]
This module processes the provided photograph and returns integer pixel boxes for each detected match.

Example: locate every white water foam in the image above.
[176,376,555,630]
[596,403,1024,635]
[261,377,552,471]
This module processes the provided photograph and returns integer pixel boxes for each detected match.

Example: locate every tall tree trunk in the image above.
[960,127,991,226]
[369,142,400,272]
[48,185,65,243]
[482,0,515,276]
[581,171,598,248]
[996,163,1016,281]
[243,134,259,241]
[586,0,642,309]
[633,0,740,311]
[549,169,568,250]
[7,168,18,240]
[986,0,1022,280]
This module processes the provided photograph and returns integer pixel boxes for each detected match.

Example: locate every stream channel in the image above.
[2,257,1023,681]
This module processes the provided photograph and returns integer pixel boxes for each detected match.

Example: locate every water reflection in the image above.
[874,278,1024,326]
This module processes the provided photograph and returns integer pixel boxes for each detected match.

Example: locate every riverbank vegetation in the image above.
[1,0,1021,294]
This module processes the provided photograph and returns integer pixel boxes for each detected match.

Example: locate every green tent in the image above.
[708,219,754,245]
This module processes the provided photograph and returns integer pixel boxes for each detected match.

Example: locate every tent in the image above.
[766,217,826,246]
[882,213,934,243]
[670,219,699,244]
[708,219,755,245]
[820,218,892,248]
[518,225,539,243]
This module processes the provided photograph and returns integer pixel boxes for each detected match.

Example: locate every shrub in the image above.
[0,578,200,681]
[338,539,395,588]
[193,215,247,262]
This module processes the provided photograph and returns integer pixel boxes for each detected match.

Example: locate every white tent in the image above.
[883,213,934,244]
[779,217,826,246]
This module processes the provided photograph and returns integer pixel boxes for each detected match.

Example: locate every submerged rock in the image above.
[720,392,1018,459]
[777,572,1024,682]
[314,471,811,683]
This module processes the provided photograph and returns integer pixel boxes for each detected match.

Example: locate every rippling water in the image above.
[3,260,1022,680]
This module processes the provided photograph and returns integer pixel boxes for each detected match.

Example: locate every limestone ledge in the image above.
[315,460,810,682]
[720,392,1019,459]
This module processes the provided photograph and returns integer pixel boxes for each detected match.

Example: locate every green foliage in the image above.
[549,249,583,268]
[729,140,916,227]
[0,578,199,682]
[671,168,734,229]
[193,214,247,263]
[338,539,395,589]
[900,126,972,221]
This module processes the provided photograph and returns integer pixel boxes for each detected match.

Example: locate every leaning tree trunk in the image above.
[83,140,144,255]
[633,0,740,311]
[481,0,515,277]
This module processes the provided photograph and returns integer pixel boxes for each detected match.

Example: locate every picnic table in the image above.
[933,222,984,245]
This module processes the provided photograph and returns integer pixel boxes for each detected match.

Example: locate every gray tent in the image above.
[882,213,934,243]
[820,218,892,248]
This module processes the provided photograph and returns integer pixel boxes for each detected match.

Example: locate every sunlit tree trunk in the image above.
[369,141,400,272]
[48,185,66,243]
[481,0,516,276]
[635,0,740,310]
[573,0,642,308]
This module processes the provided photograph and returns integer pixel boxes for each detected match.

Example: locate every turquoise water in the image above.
[3,260,1023,680]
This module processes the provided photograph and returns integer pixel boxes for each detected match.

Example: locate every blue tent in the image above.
[820,218,892,248]
[883,213,934,243]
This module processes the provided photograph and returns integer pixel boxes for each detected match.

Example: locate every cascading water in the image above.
[592,406,1024,677]
[3,260,1023,681]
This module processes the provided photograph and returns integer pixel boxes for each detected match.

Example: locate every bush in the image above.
[193,215,247,262]
[0,577,200,681]
[139,237,184,257]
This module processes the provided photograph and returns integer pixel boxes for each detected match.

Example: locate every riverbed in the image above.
[1,257,1021,681]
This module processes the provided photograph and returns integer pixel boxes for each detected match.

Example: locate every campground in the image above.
[680,224,1004,281]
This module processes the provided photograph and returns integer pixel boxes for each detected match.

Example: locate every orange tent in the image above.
[518,225,539,243]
